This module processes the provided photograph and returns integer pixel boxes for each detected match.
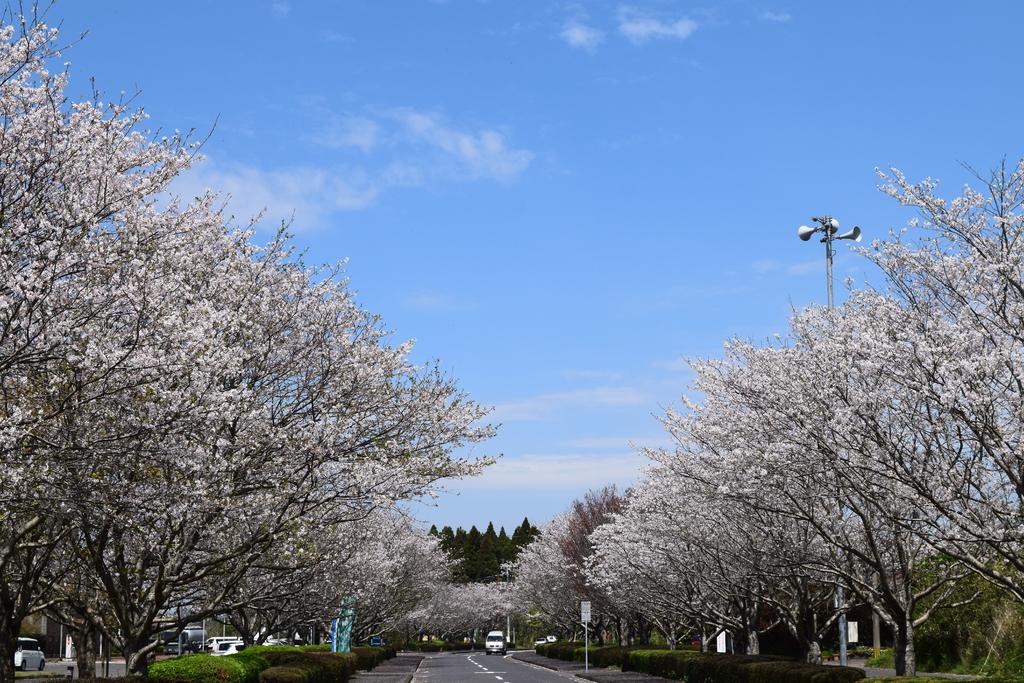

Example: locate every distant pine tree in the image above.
[435,519,540,582]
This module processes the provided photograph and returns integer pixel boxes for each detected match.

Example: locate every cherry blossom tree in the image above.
[0,12,197,679]
[861,161,1024,603]
[0,12,492,678]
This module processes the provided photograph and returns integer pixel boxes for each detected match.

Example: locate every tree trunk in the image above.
[794,603,822,664]
[0,620,18,683]
[123,636,157,677]
[72,624,98,680]
[893,619,916,676]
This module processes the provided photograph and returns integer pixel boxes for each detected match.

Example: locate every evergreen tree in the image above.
[436,519,541,582]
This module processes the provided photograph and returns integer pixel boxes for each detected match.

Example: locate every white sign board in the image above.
[580,601,591,623]
[847,621,859,643]
[716,631,728,654]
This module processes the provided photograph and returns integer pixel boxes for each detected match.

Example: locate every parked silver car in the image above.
[14,638,45,671]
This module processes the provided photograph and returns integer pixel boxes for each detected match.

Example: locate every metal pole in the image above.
[584,622,589,672]
[825,230,835,309]
[872,610,881,659]
[824,226,846,667]
[836,587,847,665]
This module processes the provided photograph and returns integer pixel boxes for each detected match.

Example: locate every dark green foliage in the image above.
[350,646,396,670]
[436,518,540,582]
[257,650,358,683]
[536,642,583,660]
[537,642,699,667]
[619,649,865,683]
[910,568,1024,675]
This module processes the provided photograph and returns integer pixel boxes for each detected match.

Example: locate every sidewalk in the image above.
[352,653,424,683]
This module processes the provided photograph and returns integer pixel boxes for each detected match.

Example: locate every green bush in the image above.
[149,653,257,683]
[258,651,357,683]
[619,649,865,683]
[536,641,583,661]
[865,649,895,668]
[350,646,396,670]
[148,647,366,683]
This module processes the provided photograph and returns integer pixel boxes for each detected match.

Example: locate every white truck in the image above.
[485,631,506,656]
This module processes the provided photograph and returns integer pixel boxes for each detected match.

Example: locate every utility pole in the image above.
[797,215,863,668]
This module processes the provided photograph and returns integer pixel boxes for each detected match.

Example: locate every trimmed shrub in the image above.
[536,642,583,660]
[257,650,358,683]
[350,646,396,670]
[622,649,866,683]
[149,654,256,683]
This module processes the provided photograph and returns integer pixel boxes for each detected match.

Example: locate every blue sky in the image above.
[54,1,1024,532]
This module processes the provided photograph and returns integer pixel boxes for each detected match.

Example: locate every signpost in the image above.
[581,601,591,672]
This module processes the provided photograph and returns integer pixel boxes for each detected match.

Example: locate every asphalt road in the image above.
[29,659,127,679]
[413,651,572,683]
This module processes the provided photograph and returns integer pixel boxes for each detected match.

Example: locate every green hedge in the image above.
[536,642,582,660]
[537,642,701,668]
[148,647,372,683]
[257,650,358,683]
[350,646,396,670]
[622,649,866,683]
[149,653,265,683]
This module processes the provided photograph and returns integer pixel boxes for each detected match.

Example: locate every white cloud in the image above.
[560,21,604,52]
[317,116,380,152]
[618,8,697,44]
[459,452,647,491]
[493,386,650,422]
[172,159,380,230]
[270,2,290,16]
[559,435,671,450]
[761,10,792,23]
[396,111,533,182]
[171,109,532,230]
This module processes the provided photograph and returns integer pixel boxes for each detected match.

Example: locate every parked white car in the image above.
[14,638,45,671]
[206,637,241,652]
[211,640,246,656]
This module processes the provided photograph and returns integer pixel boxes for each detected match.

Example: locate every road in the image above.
[413,651,573,683]
[31,659,127,678]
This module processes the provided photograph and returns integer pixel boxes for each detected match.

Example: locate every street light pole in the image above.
[797,215,862,667]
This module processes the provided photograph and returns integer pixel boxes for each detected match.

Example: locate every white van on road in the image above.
[485,631,506,656]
